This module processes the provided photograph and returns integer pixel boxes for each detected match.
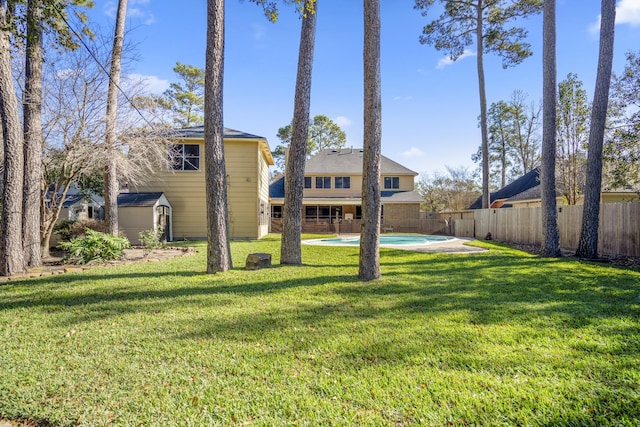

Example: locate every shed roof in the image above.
[117,192,166,207]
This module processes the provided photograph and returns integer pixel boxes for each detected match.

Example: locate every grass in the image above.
[1,235,639,426]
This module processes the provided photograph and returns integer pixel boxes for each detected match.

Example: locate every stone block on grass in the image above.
[246,253,272,270]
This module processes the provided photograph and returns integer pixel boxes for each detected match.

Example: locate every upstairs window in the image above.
[316,176,331,189]
[334,176,351,189]
[169,144,200,171]
[304,177,312,189]
[384,176,400,189]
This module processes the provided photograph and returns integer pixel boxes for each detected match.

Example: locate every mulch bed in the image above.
[506,242,640,268]
[0,247,196,283]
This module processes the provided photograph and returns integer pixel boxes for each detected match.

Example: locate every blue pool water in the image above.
[317,234,454,246]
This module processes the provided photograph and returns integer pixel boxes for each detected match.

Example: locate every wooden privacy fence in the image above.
[455,202,640,258]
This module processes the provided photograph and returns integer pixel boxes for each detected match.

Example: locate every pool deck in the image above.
[303,235,487,254]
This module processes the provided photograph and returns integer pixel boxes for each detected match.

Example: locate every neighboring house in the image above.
[507,186,640,208]
[468,167,541,209]
[46,186,104,222]
[128,126,274,241]
[269,148,423,233]
[118,192,172,245]
[468,167,640,209]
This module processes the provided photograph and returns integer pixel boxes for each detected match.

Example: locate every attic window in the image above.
[169,144,200,171]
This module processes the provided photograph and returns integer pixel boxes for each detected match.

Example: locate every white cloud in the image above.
[589,16,601,34]
[252,24,267,40]
[436,49,476,70]
[617,0,640,25]
[125,73,170,95]
[334,116,352,127]
[104,1,116,18]
[590,0,640,34]
[401,147,425,158]
[104,0,155,25]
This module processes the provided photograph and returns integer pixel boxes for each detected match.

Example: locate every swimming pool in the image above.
[307,234,455,246]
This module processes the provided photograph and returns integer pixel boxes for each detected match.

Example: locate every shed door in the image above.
[157,205,171,242]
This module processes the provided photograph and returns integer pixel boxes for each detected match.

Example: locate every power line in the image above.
[51,1,161,130]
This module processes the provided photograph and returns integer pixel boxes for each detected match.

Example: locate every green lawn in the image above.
[1,235,639,426]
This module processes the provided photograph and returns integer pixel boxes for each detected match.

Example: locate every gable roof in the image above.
[304,148,417,175]
[469,167,541,209]
[118,192,166,207]
[45,185,104,208]
[61,194,89,208]
[171,126,265,140]
[171,126,274,166]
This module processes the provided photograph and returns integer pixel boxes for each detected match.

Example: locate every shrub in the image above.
[139,227,166,250]
[54,219,108,242]
[59,229,130,264]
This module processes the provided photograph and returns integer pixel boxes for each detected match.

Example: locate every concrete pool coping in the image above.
[302,234,487,254]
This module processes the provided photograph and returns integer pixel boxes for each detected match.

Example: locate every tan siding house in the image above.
[270,148,423,233]
[129,127,273,241]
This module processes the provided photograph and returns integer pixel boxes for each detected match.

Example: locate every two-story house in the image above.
[124,126,274,243]
[269,148,423,233]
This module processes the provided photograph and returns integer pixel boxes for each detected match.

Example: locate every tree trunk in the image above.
[205,0,232,273]
[281,0,316,265]
[476,2,490,209]
[0,4,26,275]
[576,0,616,259]
[540,0,560,257]
[0,117,4,202]
[22,0,43,267]
[359,0,381,281]
[104,0,127,236]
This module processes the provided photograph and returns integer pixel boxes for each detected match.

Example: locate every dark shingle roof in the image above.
[171,126,265,140]
[117,192,165,207]
[304,148,417,175]
[62,194,87,208]
[469,167,541,209]
[269,176,285,199]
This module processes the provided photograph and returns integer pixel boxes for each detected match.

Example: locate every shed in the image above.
[118,192,173,245]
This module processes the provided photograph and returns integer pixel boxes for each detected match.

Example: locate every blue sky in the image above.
[88,0,640,176]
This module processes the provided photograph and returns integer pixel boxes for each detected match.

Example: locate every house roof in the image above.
[45,185,104,207]
[171,125,274,166]
[117,192,166,207]
[171,126,265,140]
[381,190,423,203]
[61,194,88,208]
[304,148,417,175]
[270,176,286,199]
[469,167,541,209]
